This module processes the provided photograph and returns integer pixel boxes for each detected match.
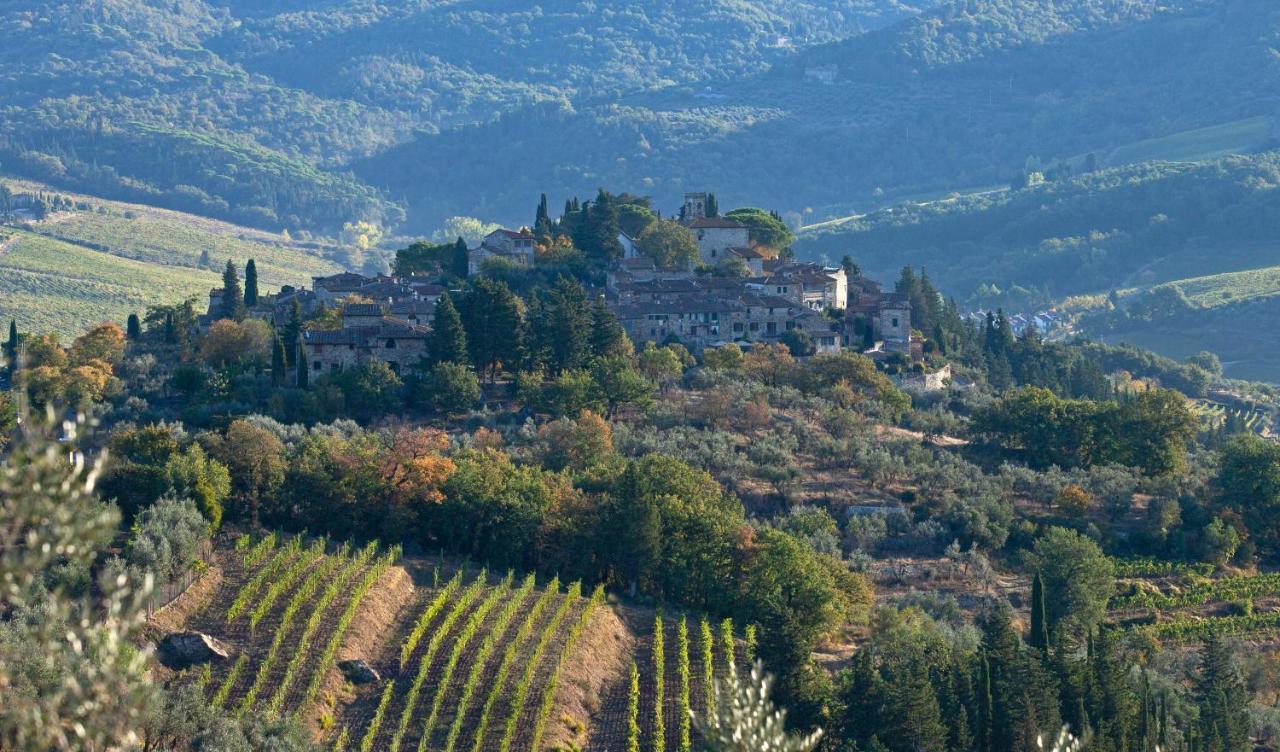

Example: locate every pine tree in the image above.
[221,260,244,320]
[244,258,259,307]
[458,277,521,381]
[424,293,467,367]
[590,295,626,358]
[283,300,303,367]
[1196,635,1250,752]
[1030,572,1049,653]
[271,333,287,387]
[604,462,660,597]
[546,276,592,372]
[125,313,141,341]
[296,342,309,389]
[883,657,948,752]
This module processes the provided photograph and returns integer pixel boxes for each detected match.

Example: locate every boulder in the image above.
[159,631,232,668]
[338,659,381,685]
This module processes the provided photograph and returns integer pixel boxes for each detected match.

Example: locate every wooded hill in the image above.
[6,0,1280,234]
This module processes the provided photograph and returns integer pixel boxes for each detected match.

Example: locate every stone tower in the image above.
[682,192,708,221]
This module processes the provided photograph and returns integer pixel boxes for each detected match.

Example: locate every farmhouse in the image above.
[301,304,428,376]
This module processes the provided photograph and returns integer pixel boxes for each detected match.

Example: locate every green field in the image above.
[0,178,345,338]
[1102,116,1274,167]
[0,230,216,338]
[1144,264,1280,308]
[35,209,342,291]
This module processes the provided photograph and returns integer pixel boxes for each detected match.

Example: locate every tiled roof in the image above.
[342,303,385,317]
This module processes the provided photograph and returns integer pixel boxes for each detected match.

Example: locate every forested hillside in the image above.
[366,0,1280,231]
[0,0,931,233]
[793,150,1280,309]
[6,0,1280,235]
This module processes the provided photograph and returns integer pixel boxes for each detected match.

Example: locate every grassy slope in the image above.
[0,230,214,338]
[0,179,342,337]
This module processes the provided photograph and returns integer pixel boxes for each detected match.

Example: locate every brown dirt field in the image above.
[302,563,417,736]
[544,600,632,751]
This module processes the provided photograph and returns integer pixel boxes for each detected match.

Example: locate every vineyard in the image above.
[1192,400,1273,437]
[1108,558,1280,643]
[161,534,747,751]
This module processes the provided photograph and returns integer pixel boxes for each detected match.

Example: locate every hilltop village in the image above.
[201,192,928,386]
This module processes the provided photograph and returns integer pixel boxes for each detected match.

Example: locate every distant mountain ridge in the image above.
[3,0,1279,236]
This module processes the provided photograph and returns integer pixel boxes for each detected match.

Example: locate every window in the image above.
[312,361,321,371]
[891,317,899,328]
[749,322,759,332]
[733,322,744,333]
[767,322,777,334]
[385,338,396,349]
[330,363,339,372]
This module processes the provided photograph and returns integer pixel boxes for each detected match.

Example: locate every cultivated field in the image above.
[0,177,343,337]
[156,534,741,751]
[1108,558,1280,644]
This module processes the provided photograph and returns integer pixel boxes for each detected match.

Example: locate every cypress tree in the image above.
[126,313,141,341]
[1030,571,1049,653]
[5,319,17,363]
[424,293,467,367]
[221,260,244,320]
[244,258,259,307]
[271,333,286,387]
[283,299,303,367]
[296,341,309,389]
[198,248,211,269]
[164,312,177,344]
[451,237,468,278]
[705,192,719,217]
[1196,635,1250,752]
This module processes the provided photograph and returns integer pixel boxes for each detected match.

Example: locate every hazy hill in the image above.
[0,0,932,233]
[363,0,1280,231]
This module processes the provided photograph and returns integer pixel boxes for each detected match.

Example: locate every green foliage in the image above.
[693,661,822,752]
[248,538,329,633]
[424,362,481,415]
[300,546,400,711]
[628,662,642,752]
[677,617,692,752]
[1028,527,1114,638]
[227,536,301,622]
[529,585,606,752]
[724,208,795,252]
[637,220,700,269]
[653,614,666,752]
[973,386,1197,474]
[1216,435,1280,556]
[423,294,468,368]
[212,655,250,709]
[442,574,538,752]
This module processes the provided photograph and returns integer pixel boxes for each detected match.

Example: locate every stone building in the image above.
[301,304,428,377]
[467,228,536,275]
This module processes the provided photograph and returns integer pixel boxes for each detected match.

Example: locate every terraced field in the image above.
[162,536,740,751]
[1108,558,1280,643]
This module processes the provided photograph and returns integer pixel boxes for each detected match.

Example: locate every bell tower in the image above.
[682,192,707,221]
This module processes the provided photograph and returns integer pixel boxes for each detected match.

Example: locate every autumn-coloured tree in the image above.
[743,343,795,387]
[377,427,456,504]
[199,319,273,368]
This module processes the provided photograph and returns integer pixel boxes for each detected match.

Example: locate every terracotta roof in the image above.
[728,246,768,260]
